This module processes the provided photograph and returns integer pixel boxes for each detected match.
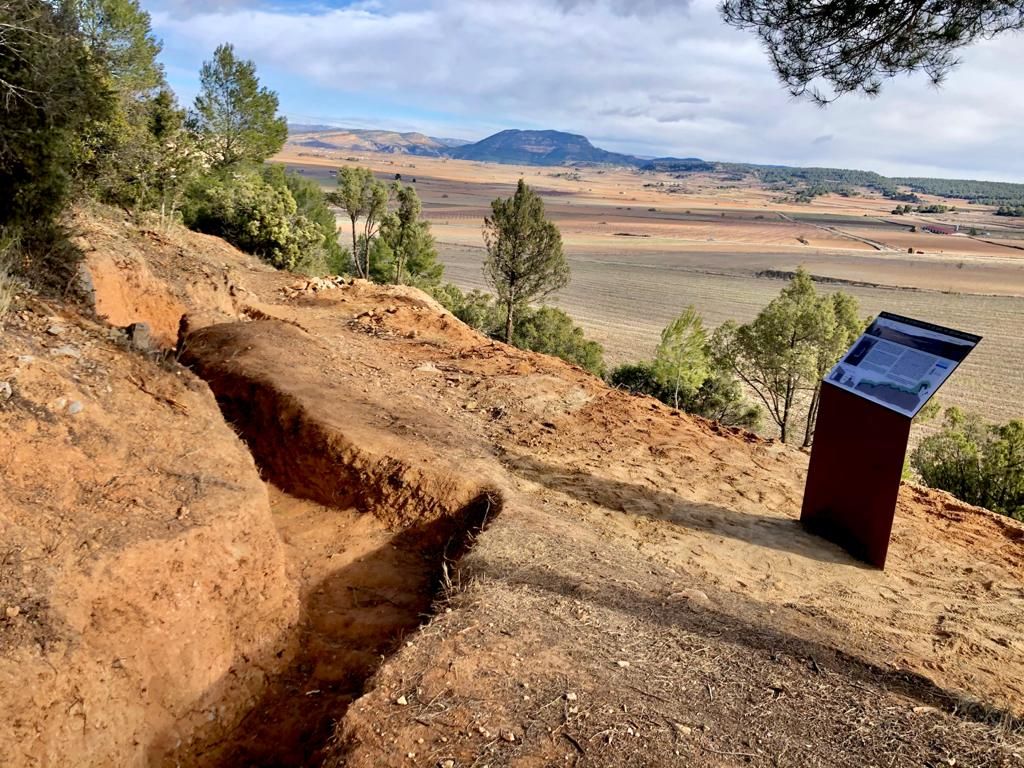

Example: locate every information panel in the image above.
[825,312,982,418]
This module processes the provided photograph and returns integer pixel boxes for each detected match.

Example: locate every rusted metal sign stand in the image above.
[800,382,911,568]
[800,312,981,569]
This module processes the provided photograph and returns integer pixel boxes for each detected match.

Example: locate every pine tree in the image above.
[653,306,710,410]
[189,43,287,169]
[483,179,568,342]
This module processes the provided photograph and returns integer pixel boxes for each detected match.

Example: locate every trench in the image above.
[177,335,501,767]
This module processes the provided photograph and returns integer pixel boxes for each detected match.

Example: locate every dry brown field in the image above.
[278,147,1024,426]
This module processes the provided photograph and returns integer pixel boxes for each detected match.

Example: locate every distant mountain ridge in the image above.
[285,124,1024,203]
[286,126,471,156]
[445,129,639,166]
[286,125,688,167]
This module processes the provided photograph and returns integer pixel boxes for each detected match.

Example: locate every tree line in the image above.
[912,408,1024,521]
[0,1,330,274]
[891,203,954,215]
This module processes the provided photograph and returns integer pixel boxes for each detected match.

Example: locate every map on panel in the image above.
[825,312,981,418]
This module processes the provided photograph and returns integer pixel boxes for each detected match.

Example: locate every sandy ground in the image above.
[6,205,1022,766]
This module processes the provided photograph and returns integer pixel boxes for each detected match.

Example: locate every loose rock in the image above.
[681,588,711,607]
[127,322,152,352]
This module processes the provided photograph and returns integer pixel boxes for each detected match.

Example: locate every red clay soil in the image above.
[3,205,1021,767]
[173,289,1023,764]
[0,297,298,767]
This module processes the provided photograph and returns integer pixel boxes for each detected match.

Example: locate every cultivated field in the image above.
[277,147,1024,425]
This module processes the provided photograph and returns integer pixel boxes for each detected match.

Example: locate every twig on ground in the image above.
[561,731,586,755]
[127,375,189,414]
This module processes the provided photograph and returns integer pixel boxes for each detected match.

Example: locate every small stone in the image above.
[440,761,455,768]
[396,695,408,706]
[68,401,84,415]
[616,660,631,668]
[46,324,65,336]
[51,345,81,359]
[501,730,515,743]
[565,692,578,702]
[681,588,710,607]
[176,505,189,519]
[5,606,20,619]
[126,322,152,352]
[406,752,415,759]
[674,723,692,736]
[0,381,11,400]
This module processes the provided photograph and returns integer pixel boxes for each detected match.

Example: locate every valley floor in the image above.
[278,148,1024,428]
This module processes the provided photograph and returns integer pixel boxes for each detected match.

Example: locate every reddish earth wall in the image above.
[0,305,300,767]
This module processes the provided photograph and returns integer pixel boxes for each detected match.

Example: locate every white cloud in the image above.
[149,0,1024,180]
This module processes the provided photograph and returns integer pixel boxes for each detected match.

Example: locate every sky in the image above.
[146,0,1024,182]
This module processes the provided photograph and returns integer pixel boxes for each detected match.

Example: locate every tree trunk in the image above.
[802,383,822,448]
[349,215,362,278]
[504,299,515,343]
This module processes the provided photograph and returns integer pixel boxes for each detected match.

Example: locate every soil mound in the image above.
[0,297,297,767]
[4,206,1022,767]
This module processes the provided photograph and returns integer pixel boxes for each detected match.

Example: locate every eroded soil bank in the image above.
[4,206,1022,767]
[176,319,501,766]
[0,299,298,768]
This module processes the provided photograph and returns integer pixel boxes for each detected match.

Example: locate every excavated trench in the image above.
[175,323,501,767]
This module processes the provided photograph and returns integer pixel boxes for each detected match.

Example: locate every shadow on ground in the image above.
[150,492,500,768]
[488,559,1020,729]
[502,452,859,566]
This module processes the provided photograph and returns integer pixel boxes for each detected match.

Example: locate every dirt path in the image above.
[191,491,442,767]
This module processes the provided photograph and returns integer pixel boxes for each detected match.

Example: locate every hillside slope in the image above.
[447,129,640,166]
[2,207,1022,766]
[288,127,464,156]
